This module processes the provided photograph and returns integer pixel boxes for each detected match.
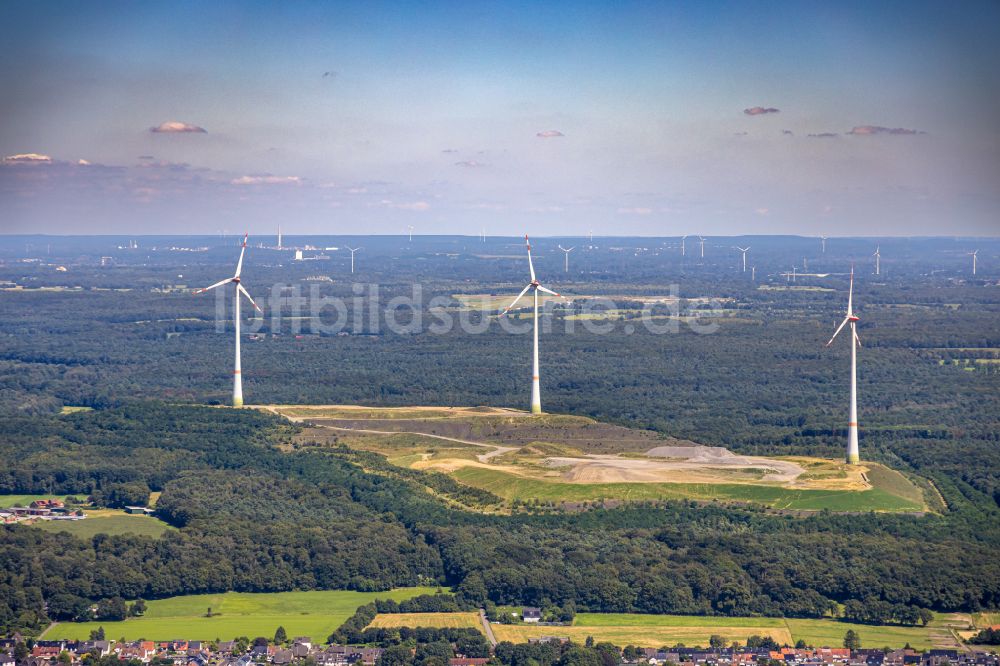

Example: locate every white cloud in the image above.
[230,175,301,185]
[536,130,565,138]
[3,153,53,164]
[395,200,430,211]
[150,121,207,134]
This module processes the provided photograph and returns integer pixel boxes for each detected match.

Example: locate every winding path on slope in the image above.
[311,423,518,462]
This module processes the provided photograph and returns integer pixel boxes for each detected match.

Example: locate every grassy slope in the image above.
[450,466,924,512]
[33,514,175,539]
[495,614,935,649]
[44,588,440,641]
[0,494,78,507]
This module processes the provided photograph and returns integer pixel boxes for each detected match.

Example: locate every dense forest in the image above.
[1,235,998,636]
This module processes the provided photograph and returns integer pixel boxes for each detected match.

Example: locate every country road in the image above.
[479,609,497,646]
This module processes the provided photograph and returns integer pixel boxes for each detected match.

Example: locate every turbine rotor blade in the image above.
[525,234,536,281]
[536,285,564,298]
[847,266,855,315]
[237,283,263,312]
[235,234,249,277]
[194,277,234,294]
[854,330,862,347]
[500,283,533,315]
[826,316,850,346]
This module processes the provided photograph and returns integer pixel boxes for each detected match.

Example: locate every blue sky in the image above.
[1,0,998,236]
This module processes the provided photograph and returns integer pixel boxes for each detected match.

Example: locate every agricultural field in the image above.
[368,612,482,630]
[43,588,440,641]
[0,494,79,508]
[268,406,928,513]
[32,512,175,539]
[495,613,939,649]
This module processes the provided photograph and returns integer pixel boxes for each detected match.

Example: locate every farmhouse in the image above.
[521,607,541,622]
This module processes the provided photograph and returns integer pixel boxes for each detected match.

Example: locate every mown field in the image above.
[491,623,793,648]
[0,494,78,507]
[368,612,482,630]
[359,612,940,649]
[32,513,175,539]
[43,588,440,641]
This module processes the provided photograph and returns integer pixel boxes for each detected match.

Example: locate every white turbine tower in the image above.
[680,235,687,256]
[194,233,262,408]
[277,225,282,250]
[558,245,575,272]
[969,250,978,275]
[735,246,750,272]
[500,235,564,415]
[821,236,827,254]
[826,266,862,465]
[873,245,881,276]
[407,225,414,242]
[347,247,360,274]
[698,236,706,258]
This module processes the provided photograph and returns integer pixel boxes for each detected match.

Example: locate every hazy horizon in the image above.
[2,1,999,237]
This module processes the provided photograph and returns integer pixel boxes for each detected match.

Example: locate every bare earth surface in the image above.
[255,404,867,489]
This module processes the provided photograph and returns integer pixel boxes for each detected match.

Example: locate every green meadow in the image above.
[577,613,935,648]
[0,494,78,508]
[43,588,440,641]
[33,514,175,539]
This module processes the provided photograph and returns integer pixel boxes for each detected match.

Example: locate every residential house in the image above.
[522,607,542,623]
[359,647,383,665]
[449,659,489,666]
[272,649,294,665]
[1,652,15,666]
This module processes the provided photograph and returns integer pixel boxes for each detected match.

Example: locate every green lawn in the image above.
[450,467,924,512]
[785,618,933,650]
[33,514,175,539]
[0,494,79,508]
[43,588,442,641]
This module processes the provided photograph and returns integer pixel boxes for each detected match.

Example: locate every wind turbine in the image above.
[821,236,827,254]
[969,250,978,275]
[589,230,593,243]
[751,266,756,281]
[735,246,750,272]
[826,266,862,465]
[500,235,564,415]
[558,245,575,272]
[680,235,687,256]
[698,236,706,258]
[346,247,360,274]
[407,225,414,243]
[277,225,282,250]
[194,233,262,408]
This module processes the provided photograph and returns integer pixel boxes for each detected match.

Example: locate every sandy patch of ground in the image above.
[547,448,805,484]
